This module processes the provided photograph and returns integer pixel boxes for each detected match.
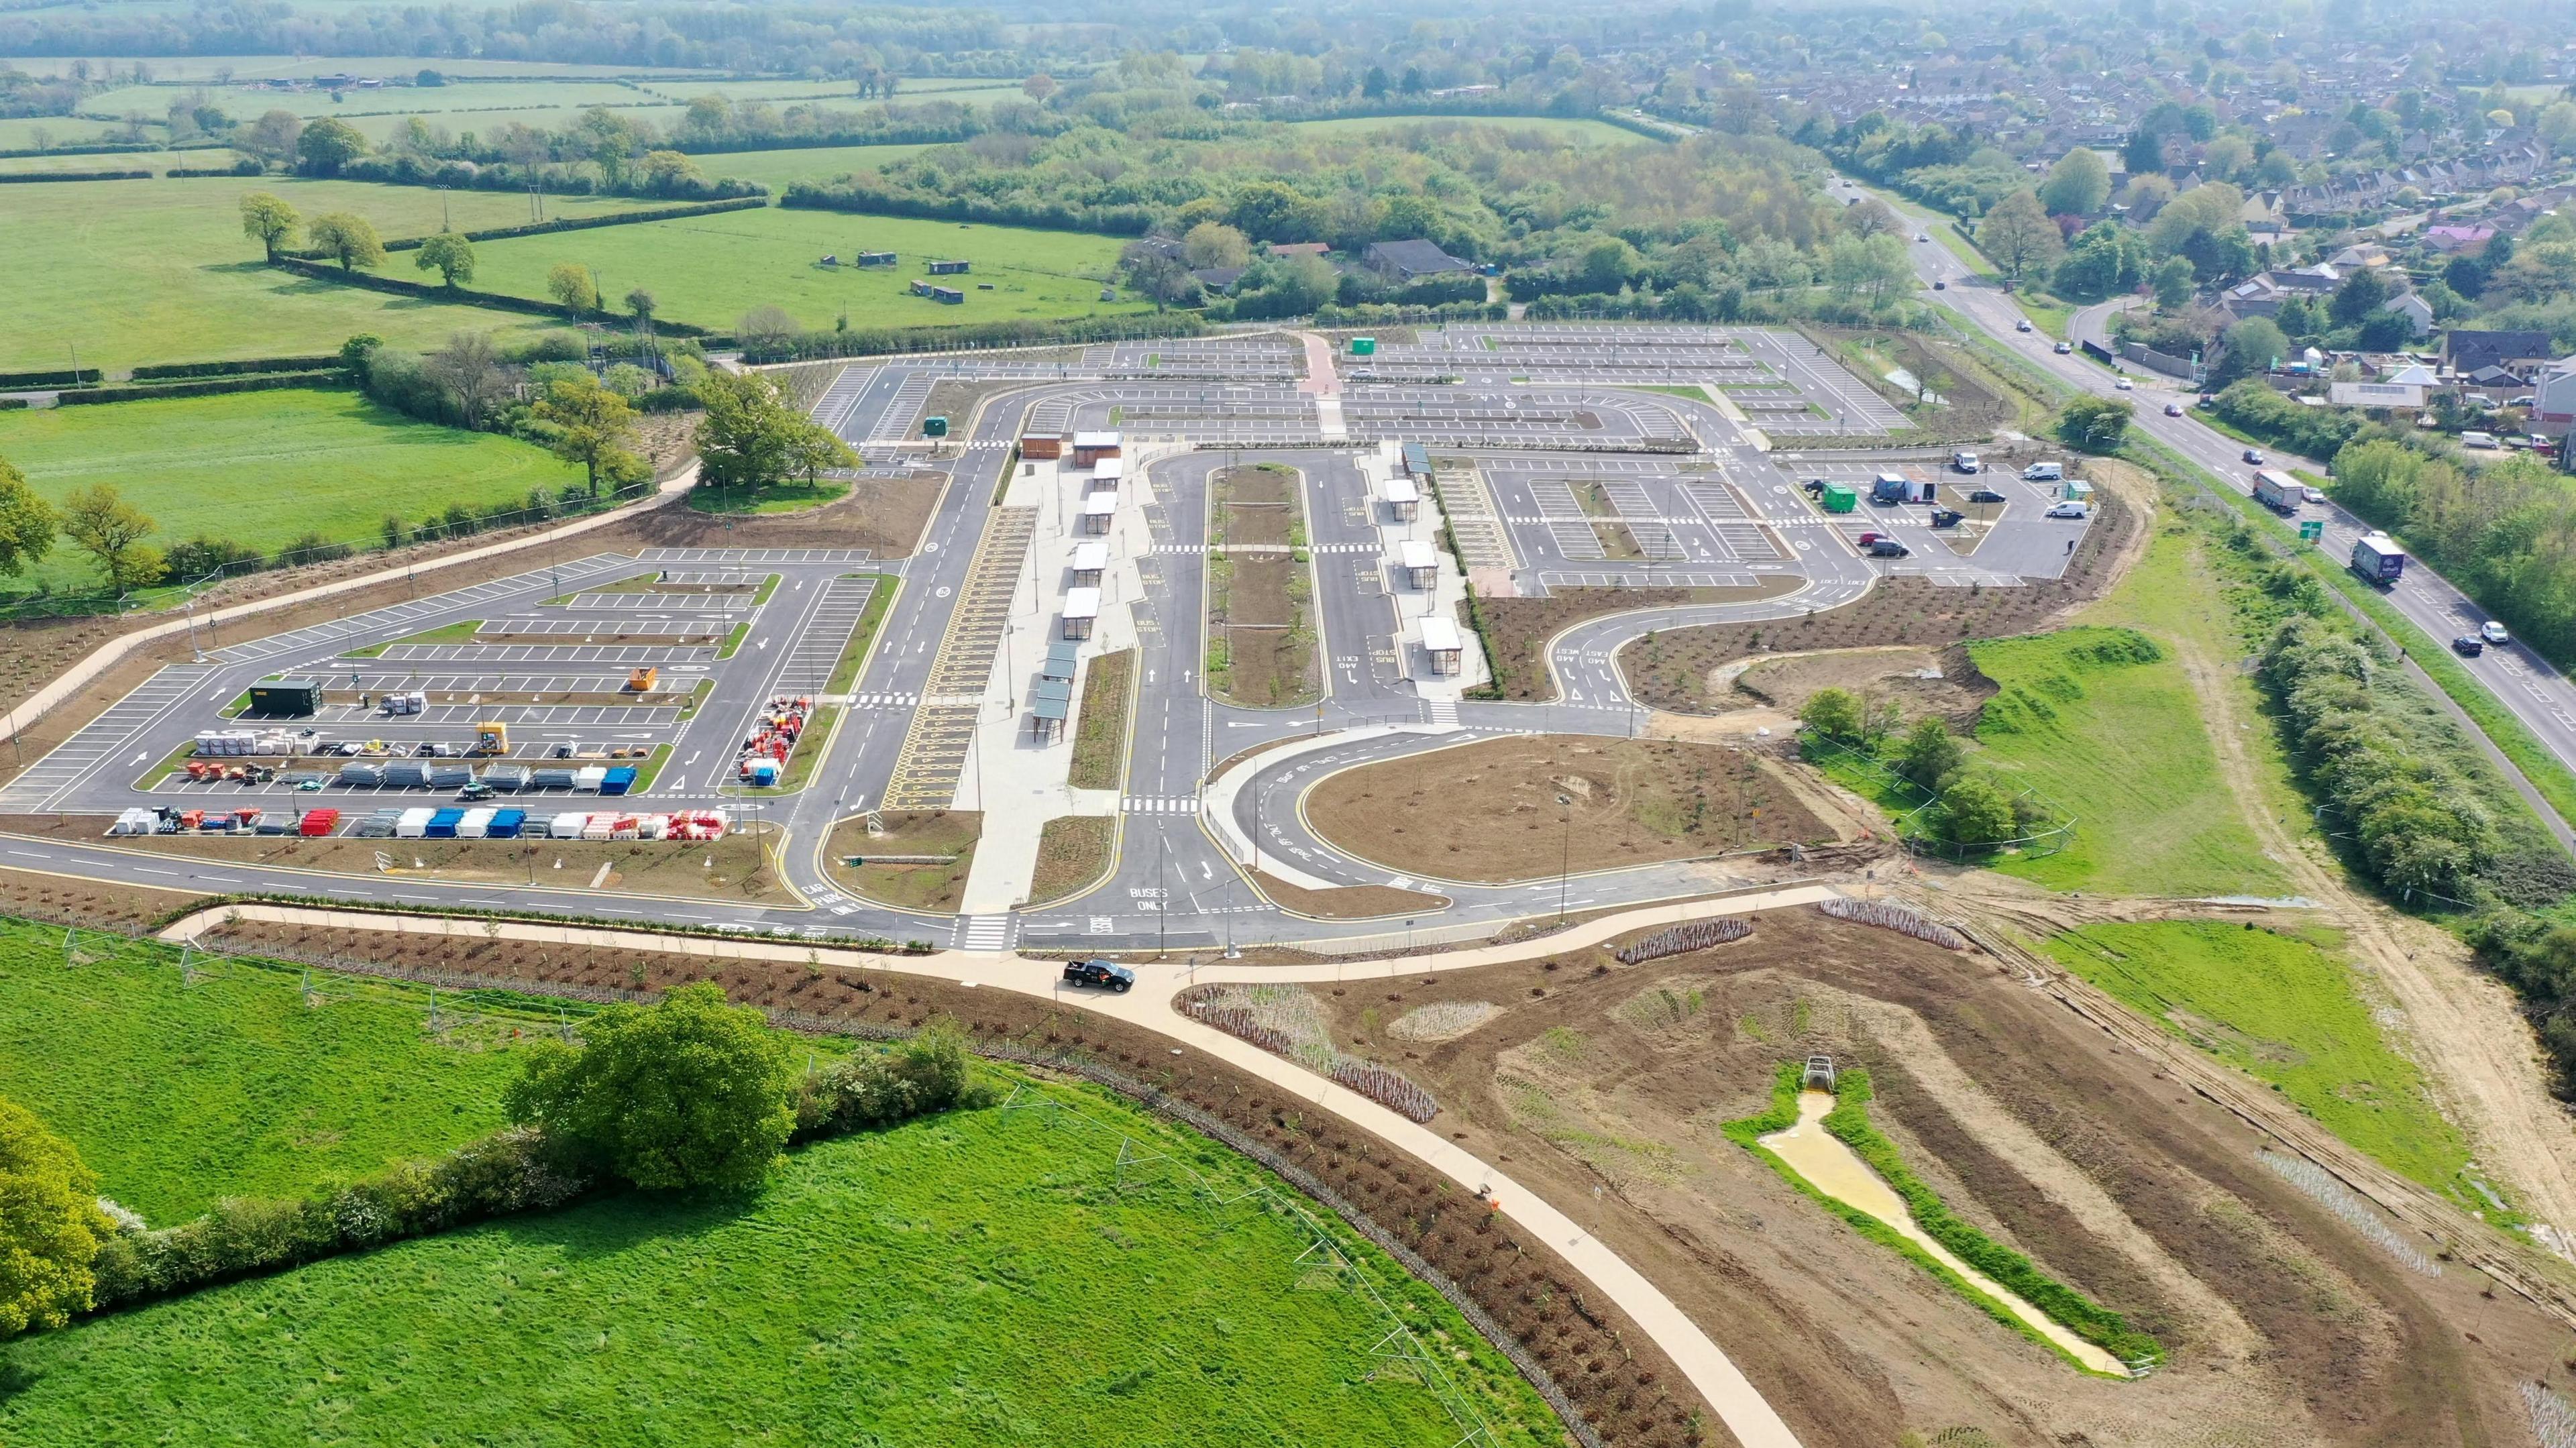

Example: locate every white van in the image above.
[2461,431,2500,450]
[2022,461,2063,482]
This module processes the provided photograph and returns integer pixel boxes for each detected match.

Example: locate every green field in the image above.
[0,1071,1558,1447]
[640,76,1026,101]
[2,55,712,81]
[0,115,140,146]
[0,921,540,1225]
[0,389,582,594]
[1964,622,2285,898]
[2043,922,2487,1207]
[1285,115,1652,147]
[83,78,655,121]
[468,206,1150,333]
[0,173,653,372]
[0,147,239,174]
[694,140,943,190]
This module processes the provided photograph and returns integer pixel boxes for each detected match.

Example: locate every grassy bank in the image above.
[1069,649,1136,791]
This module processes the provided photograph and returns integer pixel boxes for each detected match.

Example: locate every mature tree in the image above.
[2038,148,2112,216]
[1841,196,1902,239]
[2214,315,2290,384]
[1181,220,1252,270]
[2328,266,2391,328]
[2151,254,2198,309]
[545,263,600,316]
[695,372,793,491]
[2123,173,2178,220]
[413,230,475,289]
[0,1097,110,1338]
[733,304,800,354]
[1798,686,1862,741]
[574,107,643,189]
[533,373,643,497]
[2252,150,2301,190]
[1578,235,1644,292]
[1824,232,1911,304]
[625,287,658,322]
[294,116,368,175]
[56,484,160,594]
[0,457,55,580]
[239,108,301,163]
[1022,72,1057,102]
[2057,395,2134,453]
[1939,776,2019,844]
[503,983,792,1192]
[306,212,386,272]
[2202,134,2255,181]
[1898,718,1964,790]
[638,150,702,194]
[1977,188,2063,284]
[784,413,859,486]
[425,331,506,427]
[2052,222,2146,300]
[237,192,299,262]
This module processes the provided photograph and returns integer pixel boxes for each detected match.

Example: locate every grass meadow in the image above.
[0,147,238,174]
[468,205,1150,333]
[0,173,646,372]
[693,140,942,191]
[83,78,656,121]
[1285,115,1652,147]
[0,920,541,1224]
[2041,922,2485,1205]
[0,389,581,594]
[1,56,702,82]
[0,1056,1558,1446]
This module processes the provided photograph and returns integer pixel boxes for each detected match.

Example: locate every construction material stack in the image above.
[736,696,811,786]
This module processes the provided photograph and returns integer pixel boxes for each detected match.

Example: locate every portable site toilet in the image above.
[1030,679,1071,741]
[1080,492,1118,535]
[1070,540,1109,588]
[1071,431,1122,467]
[1397,539,1439,590]
[1089,455,1124,490]
[922,415,950,437]
[1040,642,1079,683]
[1820,484,1858,514]
[1381,478,1421,523]
[1062,587,1101,641]
[2062,479,2094,505]
[1419,615,1464,676]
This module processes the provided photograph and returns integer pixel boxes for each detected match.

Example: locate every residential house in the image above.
[2533,359,2576,427]
[2443,329,2556,382]
[2420,224,2496,254]
[1363,239,1475,283]
[2382,292,2435,339]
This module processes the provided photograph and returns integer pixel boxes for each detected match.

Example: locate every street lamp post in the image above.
[1556,793,1572,922]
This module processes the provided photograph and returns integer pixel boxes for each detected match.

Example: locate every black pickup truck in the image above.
[1061,959,1135,993]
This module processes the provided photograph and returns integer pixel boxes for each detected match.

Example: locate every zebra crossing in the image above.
[810,365,877,432]
[1121,795,1201,814]
[846,691,920,709]
[640,548,872,565]
[213,555,633,664]
[0,664,213,809]
[773,576,878,695]
[867,372,936,444]
[957,914,1015,950]
[1424,698,1460,728]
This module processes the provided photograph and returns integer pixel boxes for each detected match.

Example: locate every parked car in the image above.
[1929,508,1964,528]
[1867,538,1911,557]
[2453,634,2486,657]
[2163,402,2185,416]
[2242,448,2266,465]
[2015,319,2034,333]
[2053,341,2074,354]
[1968,488,2008,503]
[2045,502,2090,519]
[1061,959,1134,992]
[2482,620,2512,645]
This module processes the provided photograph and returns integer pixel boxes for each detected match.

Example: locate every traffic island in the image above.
[825,810,981,913]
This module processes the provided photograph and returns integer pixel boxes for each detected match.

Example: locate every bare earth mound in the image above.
[1303,736,1835,883]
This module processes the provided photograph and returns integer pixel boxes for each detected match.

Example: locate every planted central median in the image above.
[1205,463,1320,709]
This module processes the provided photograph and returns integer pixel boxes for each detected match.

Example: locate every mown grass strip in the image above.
[1069,648,1136,791]
[824,575,899,693]
[1723,1061,2158,1374]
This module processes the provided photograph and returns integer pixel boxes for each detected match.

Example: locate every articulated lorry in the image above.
[2251,469,2304,513]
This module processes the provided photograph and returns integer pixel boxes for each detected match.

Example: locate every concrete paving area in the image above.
[7,323,2065,954]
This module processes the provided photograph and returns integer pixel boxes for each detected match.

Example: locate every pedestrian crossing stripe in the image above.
[1121,796,1201,813]
[851,693,920,707]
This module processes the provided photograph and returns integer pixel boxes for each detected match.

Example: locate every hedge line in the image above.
[268,257,716,337]
[0,140,229,160]
[0,368,100,388]
[0,168,149,183]
[783,180,1157,237]
[131,355,343,380]
[1723,1062,2159,1372]
[736,309,1203,364]
[168,160,266,178]
[54,372,350,406]
[377,196,767,254]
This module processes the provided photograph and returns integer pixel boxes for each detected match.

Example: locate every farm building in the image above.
[927,258,971,275]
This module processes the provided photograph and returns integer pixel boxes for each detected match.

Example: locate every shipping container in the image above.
[248,678,321,718]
